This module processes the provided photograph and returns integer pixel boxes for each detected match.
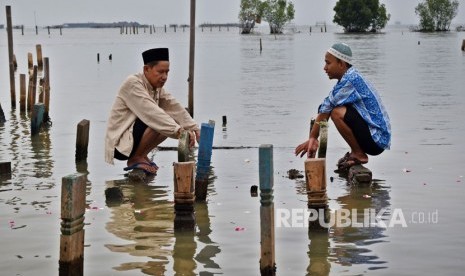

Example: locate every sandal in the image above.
[337,156,363,171]
[337,152,350,166]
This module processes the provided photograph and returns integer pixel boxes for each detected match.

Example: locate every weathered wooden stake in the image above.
[59,173,86,276]
[19,74,26,112]
[47,26,50,35]
[222,115,227,127]
[35,25,38,35]
[36,44,43,72]
[31,103,45,135]
[195,122,215,201]
[317,120,328,158]
[188,0,196,117]
[260,38,263,52]
[28,52,33,75]
[6,6,16,108]
[259,144,276,276]
[0,162,12,175]
[305,158,329,229]
[30,66,38,107]
[173,161,196,231]
[21,25,24,35]
[75,119,90,162]
[462,39,465,51]
[178,130,193,162]
[97,53,100,63]
[43,57,51,122]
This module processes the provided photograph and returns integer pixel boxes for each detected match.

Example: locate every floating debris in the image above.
[287,169,304,179]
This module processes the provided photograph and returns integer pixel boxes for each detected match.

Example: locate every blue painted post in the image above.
[259,144,276,275]
[195,122,215,201]
[259,144,274,202]
[31,103,45,135]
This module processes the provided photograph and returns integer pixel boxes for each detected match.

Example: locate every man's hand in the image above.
[188,131,198,148]
[295,138,319,158]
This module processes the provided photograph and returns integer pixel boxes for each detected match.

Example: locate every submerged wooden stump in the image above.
[348,164,372,185]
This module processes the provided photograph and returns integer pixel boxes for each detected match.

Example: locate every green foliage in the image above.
[238,0,263,34]
[262,0,295,34]
[333,0,390,33]
[415,0,459,31]
[238,0,295,34]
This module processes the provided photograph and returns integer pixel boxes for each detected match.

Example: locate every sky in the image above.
[1,0,465,27]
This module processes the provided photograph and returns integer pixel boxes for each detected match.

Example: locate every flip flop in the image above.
[337,152,351,166]
[124,162,157,175]
[337,156,363,171]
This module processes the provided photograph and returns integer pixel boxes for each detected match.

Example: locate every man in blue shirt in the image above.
[295,43,391,170]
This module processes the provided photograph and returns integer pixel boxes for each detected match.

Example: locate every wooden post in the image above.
[260,38,263,52]
[30,66,38,108]
[164,24,167,33]
[47,26,50,35]
[222,115,227,127]
[60,27,62,35]
[59,173,86,276]
[317,120,328,158]
[259,144,276,275]
[28,52,33,75]
[173,161,196,231]
[75,119,90,162]
[195,122,215,201]
[36,44,43,72]
[6,6,16,108]
[31,103,45,135]
[97,53,100,63]
[21,25,24,35]
[178,130,193,162]
[188,0,196,117]
[35,25,38,35]
[305,158,329,229]
[43,57,51,122]
[0,162,12,176]
[462,40,465,51]
[19,74,26,112]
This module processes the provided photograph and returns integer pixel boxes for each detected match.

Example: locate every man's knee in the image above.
[330,106,346,121]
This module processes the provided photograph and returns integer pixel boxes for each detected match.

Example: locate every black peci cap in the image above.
[142,48,169,64]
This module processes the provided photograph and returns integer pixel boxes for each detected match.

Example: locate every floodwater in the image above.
[1,25,465,275]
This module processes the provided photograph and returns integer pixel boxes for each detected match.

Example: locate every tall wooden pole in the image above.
[6,6,16,108]
[188,0,196,117]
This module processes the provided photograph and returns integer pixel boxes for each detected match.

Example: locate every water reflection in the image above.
[330,180,390,271]
[298,176,391,274]
[105,178,174,275]
[105,173,221,275]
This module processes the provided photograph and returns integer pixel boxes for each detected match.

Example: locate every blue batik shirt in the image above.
[318,67,391,150]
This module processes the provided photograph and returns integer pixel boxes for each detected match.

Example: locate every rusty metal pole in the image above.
[188,0,196,117]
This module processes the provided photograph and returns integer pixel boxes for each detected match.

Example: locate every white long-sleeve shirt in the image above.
[105,72,199,164]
